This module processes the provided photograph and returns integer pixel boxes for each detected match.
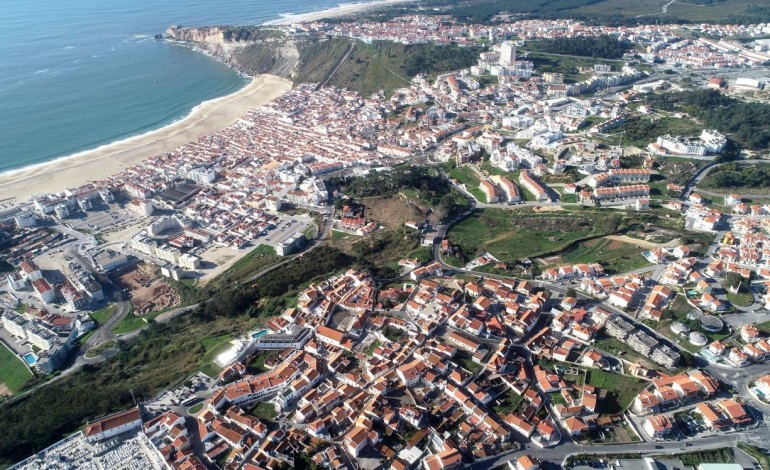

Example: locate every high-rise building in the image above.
[499,41,516,66]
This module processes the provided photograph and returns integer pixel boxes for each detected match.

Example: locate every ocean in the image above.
[0,0,357,174]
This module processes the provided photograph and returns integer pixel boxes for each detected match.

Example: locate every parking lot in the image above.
[66,203,135,235]
[260,213,313,247]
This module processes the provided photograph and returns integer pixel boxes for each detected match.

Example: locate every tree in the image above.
[723,272,745,291]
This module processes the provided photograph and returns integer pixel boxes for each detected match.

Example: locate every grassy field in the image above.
[85,340,116,359]
[188,402,204,414]
[295,38,479,97]
[594,333,656,369]
[250,402,278,422]
[585,369,646,415]
[89,305,117,325]
[602,116,704,148]
[447,208,626,263]
[564,0,770,21]
[490,388,524,416]
[0,343,33,395]
[726,290,754,308]
[554,237,650,275]
[198,334,233,378]
[448,166,487,202]
[112,307,165,335]
[332,230,361,242]
[111,315,149,335]
[225,245,279,283]
[523,52,617,83]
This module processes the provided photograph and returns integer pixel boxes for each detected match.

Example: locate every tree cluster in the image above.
[402,44,480,77]
[527,35,632,59]
[703,163,770,190]
[340,166,469,221]
[646,89,770,150]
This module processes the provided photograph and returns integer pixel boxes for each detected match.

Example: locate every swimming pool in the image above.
[23,353,37,365]
[252,330,268,339]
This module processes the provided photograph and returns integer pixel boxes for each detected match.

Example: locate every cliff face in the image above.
[165,26,300,79]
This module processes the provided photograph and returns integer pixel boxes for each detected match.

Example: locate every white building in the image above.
[499,42,516,67]
[83,408,143,443]
[14,211,37,228]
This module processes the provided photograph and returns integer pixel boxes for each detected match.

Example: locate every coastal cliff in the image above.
[165,26,480,96]
[165,25,300,78]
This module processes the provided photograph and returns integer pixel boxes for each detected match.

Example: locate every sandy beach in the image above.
[266,0,415,25]
[0,74,291,202]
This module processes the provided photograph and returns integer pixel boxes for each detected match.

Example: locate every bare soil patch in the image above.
[362,195,420,229]
[116,263,180,315]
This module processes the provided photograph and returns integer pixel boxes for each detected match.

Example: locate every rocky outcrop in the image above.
[164,25,300,79]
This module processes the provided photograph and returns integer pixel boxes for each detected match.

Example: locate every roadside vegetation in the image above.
[89,305,117,325]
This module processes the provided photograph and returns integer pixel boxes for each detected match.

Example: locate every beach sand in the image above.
[267,0,415,25]
[0,74,291,202]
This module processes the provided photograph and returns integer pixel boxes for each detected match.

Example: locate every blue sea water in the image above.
[0,0,358,174]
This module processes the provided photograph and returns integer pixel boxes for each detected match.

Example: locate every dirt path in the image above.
[604,234,681,250]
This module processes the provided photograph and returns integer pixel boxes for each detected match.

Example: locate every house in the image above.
[510,455,541,470]
[643,414,673,439]
[316,325,347,349]
[563,416,589,437]
[422,446,462,470]
[446,330,483,354]
[344,426,379,458]
[694,402,726,431]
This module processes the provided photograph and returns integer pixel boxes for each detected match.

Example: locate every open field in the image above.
[447,208,627,262]
[594,333,657,370]
[198,335,234,378]
[585,369,646,415]
[294,38,479,97]
[363,195,423,229]
[250,402,278,422]
[726,290,754,308]
[523,53,617,83]
[602,116,704,148]
[111,314,149,335]
[220,245,279,283]
[548,237,650,274]
[85,340,116,359]
[490,388,524,416]
[448,166,487,202]
[563,0,770,21]
[89,305,117,325]
[0,342,33,395]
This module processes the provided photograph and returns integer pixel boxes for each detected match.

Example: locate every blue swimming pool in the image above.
[252,330,268,339]
[23,353,37,365]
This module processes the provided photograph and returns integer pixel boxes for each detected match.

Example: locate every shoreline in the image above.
[0,75,292,202]
[0,0,410,203]
[264,0,415,25]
